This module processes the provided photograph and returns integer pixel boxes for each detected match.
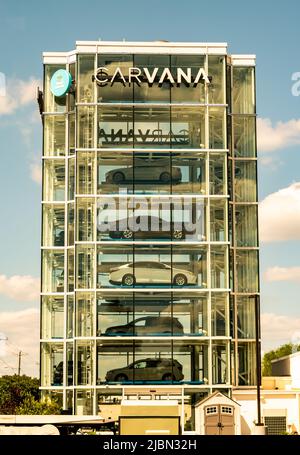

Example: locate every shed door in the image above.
[204,404,235,435]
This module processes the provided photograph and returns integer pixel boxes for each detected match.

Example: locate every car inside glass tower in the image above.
[40,42,259,426]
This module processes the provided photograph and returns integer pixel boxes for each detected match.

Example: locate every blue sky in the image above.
[0,0,300,375]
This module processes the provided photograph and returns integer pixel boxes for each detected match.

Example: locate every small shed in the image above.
[195,391,241,435]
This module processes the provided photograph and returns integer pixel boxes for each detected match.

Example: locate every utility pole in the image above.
[18,351,25,376]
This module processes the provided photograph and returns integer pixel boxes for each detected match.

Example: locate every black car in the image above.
[105,215,195,240]
[103,316,184,336]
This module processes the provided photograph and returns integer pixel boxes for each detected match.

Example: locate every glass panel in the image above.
[67,249,74,292]
[42,250,64,293]
[209,153,226,195]
[208,56,225,104]
[97,340,134,384]
[209,107,226,149]
[76,245,95,289]
[97,54,133,103]
[68,63,76,112]
[235,205,258,246]
[68,157,75,199]
[171,55,206,103]
[69,113,75,155]
[78,54,95,103]
[42,205,64,247]
[41,390,63,409]
[212,341,229,384]
[134,54,170,103]
[234,161,257,202]
[77,198,95,241]
[97,292,134,337]
[172,245,207,288]
[211,293,229,336]
[41,343,64,386]
[236,250,259,292]
[76,341,94,385]
[172,152,206,195]
[238,342,256,385]
[236,297,256,339]
[174,341,208,383]
[98,106,133,148]
[134,106,170,148]
[77,152,96,194]
[43,159,65,202]
[75,390,94,415]
[44,65,66,113]
[66,390,73,413]
[232,67,255,114]
[210,199,227,241]
[211,246,228,289]
[133,340,174,383]
[66,342,74,386]
[133,152,171,195]
[68,203,74,245]
[233,116,256,157]
[76,293,94,337]
[67,296,74,338]
[77,106,95,149]
[173,293,208,336]
[41,297,64,339]
[171,106,205,149]
[97,245,133,288]
[44,115,66,156]
[97,151,133,194]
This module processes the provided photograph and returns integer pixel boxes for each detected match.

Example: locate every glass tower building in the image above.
[40,41,259,425]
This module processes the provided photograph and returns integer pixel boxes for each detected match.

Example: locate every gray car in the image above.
[105,162,182,184]
[105,357,184,382]
[104,316,184,336]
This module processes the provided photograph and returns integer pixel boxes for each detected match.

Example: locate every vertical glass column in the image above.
[230,64,258,386]
[41,61,76,412]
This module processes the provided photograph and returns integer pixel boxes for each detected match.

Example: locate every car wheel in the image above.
[122,274,135,286]
[115,374,128,382]
[160,172,171,183]
[173,274,187,286]
[162,373,175,381]
[173,230,183,240]
[122,230,133,239]
[113,172,125,184]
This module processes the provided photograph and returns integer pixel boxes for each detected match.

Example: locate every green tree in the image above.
[262,343,300,376]
[0,374,60,415]
[0,375,39,414]
[16,396,61,415]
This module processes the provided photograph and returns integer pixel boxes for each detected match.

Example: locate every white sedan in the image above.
[109,261,197,286]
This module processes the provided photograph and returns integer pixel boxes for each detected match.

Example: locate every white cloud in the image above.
[30,162,42,185]
[264,266,300,282]
[259,182,300,242]
[261,312,300,351]
[0,308,39,377]
[0,274,40,302]
[0,77,41,115]
[257,117,300,153]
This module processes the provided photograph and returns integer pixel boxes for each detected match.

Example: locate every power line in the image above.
[0,358,16,373]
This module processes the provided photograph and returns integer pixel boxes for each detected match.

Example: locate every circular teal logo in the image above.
[50,69,72,97]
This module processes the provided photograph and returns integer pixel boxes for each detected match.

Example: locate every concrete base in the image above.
[252,425,267,435]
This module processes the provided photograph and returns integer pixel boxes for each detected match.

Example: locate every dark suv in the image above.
[105,358,184,382]
[103,316,184,336]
